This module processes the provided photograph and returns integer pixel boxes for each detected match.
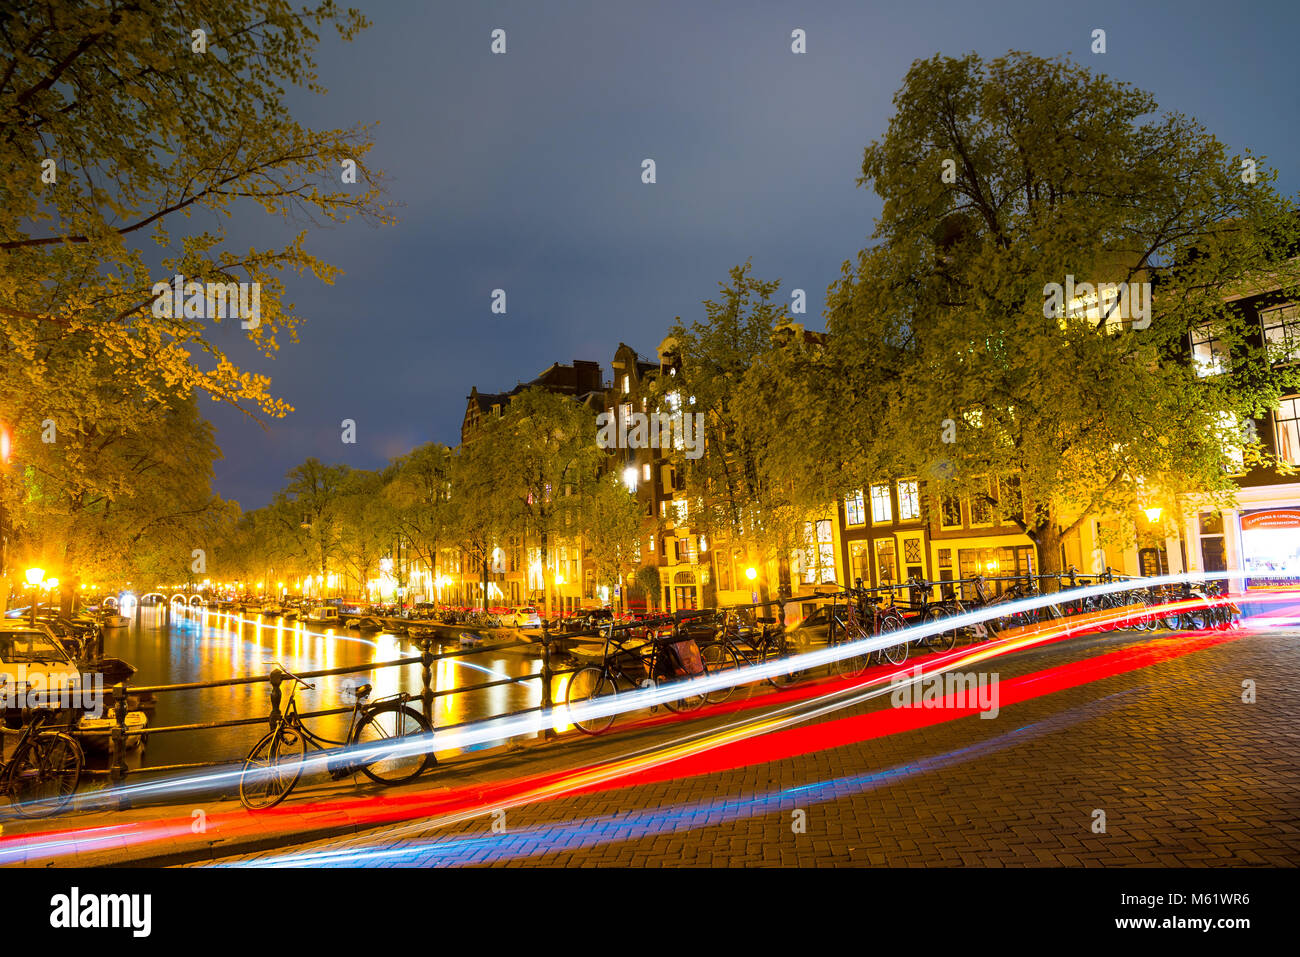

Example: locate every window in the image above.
[1191,323,1228,377]
[845,490,865,526]
[642,462,651,481]
[1275,396,1300,467]
[969,478,993,525]
[849,544,870,586]
[940,495,962,529]
[898,480,920,521]
[870,484,892,523]
[875,539,897,585]
[622,374,630,394]
[1262,303,1300,364]
[1218,412,1245,473]
[800,520,835,584]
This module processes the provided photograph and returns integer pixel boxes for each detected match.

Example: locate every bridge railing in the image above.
[79,618,590,805]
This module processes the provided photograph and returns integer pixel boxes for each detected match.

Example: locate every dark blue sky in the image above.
[205,0,1300,508]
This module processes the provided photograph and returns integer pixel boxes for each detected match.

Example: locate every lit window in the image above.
[642,462,651,481]
[1191,323,1228,377]
[845,490,865,526]
[1212,412,1245,474]
[870,484,892,523]
[622,467,637,492]
[1274,396,1300,467]
[1262,303,1300,364]
[940,495,962,529]
[622,374,630,394]
[800,520,835,584]
[969,477,993,525]
[898,480,920,521]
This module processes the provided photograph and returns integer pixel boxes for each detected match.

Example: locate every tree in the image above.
[492,387,601,618]
[577,472,643,608]
[815,51,1300,574]
[0,1,390,597]
[336,469,394,600]
[664,262,807,598]
[384,443,454,599]
[275,459,350,593]
[447,429,512,612]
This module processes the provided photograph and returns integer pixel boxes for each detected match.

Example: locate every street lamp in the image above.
[25,566,44,624]
[745,567,758,581]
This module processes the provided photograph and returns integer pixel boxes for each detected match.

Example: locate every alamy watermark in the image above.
[1,667,104,711]
[889,666,1000,718]
[1043,274,1150,330]
[151,273,260,329]
[596,411,705,460]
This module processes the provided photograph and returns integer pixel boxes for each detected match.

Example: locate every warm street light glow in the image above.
[25,567,44,586]
[45,578,58,590]
[1144,506,1163,523]
[745,567,757,581]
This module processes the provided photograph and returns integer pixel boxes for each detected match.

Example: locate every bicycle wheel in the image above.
[831,631,869,678]
[700,641,742,703]
[239,724,306,810]
[924,608,958,652]
[565,665,617,735]
[353,703,434,785]
[879,614,909,666]
[7,733,83,818]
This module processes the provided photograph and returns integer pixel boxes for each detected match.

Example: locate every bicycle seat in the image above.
[354,683,373,700]
[756,616,777,625]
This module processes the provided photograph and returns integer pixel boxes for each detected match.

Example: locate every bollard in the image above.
[267,669,284,730]
[110,681,129,808]
[539,623,555,740]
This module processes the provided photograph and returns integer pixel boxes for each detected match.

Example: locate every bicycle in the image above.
[825,581,908,678]
[698,598,807,705]
[565,615,711,735]
[0,708,84,818]
[904,577,960,653]
[238,665,435,810]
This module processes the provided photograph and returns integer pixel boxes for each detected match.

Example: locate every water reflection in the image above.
[105,605,557,768]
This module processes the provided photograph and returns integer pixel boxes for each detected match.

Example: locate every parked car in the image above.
[509,606,542,628]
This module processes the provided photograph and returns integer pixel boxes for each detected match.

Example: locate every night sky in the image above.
[204,0,1300,508]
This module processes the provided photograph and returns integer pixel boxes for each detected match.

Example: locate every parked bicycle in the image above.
[824,581,908,678]
[239,664,435,810]
[697,598,807,705]
[0,708,83,818]
[565,614,710,734]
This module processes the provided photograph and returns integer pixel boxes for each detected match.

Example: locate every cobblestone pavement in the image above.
[208,625,1300,867]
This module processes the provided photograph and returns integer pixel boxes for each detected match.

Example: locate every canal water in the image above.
[105,606,577,770]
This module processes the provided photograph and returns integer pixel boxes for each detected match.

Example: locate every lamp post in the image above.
[25,566,44,625]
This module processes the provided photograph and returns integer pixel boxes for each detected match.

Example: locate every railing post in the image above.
[110,681,129,808]
[539,622,555,740]
[419,637,435,727]
[267,669,284,730]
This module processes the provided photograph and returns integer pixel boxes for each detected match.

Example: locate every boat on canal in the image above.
[301,604,342,626]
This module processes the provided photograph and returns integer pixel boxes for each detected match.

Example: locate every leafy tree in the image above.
[274,458,350,592]
[384,443,454,599]
[663,262,806,597]
[336,469,394,600]
[577,472,643,608]
[812,51,1300,573]
[492,387,601,618]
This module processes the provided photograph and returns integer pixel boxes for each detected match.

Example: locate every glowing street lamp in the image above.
[745,567,758,581]
[25,567,45,587]
[1144,506,1163,523]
